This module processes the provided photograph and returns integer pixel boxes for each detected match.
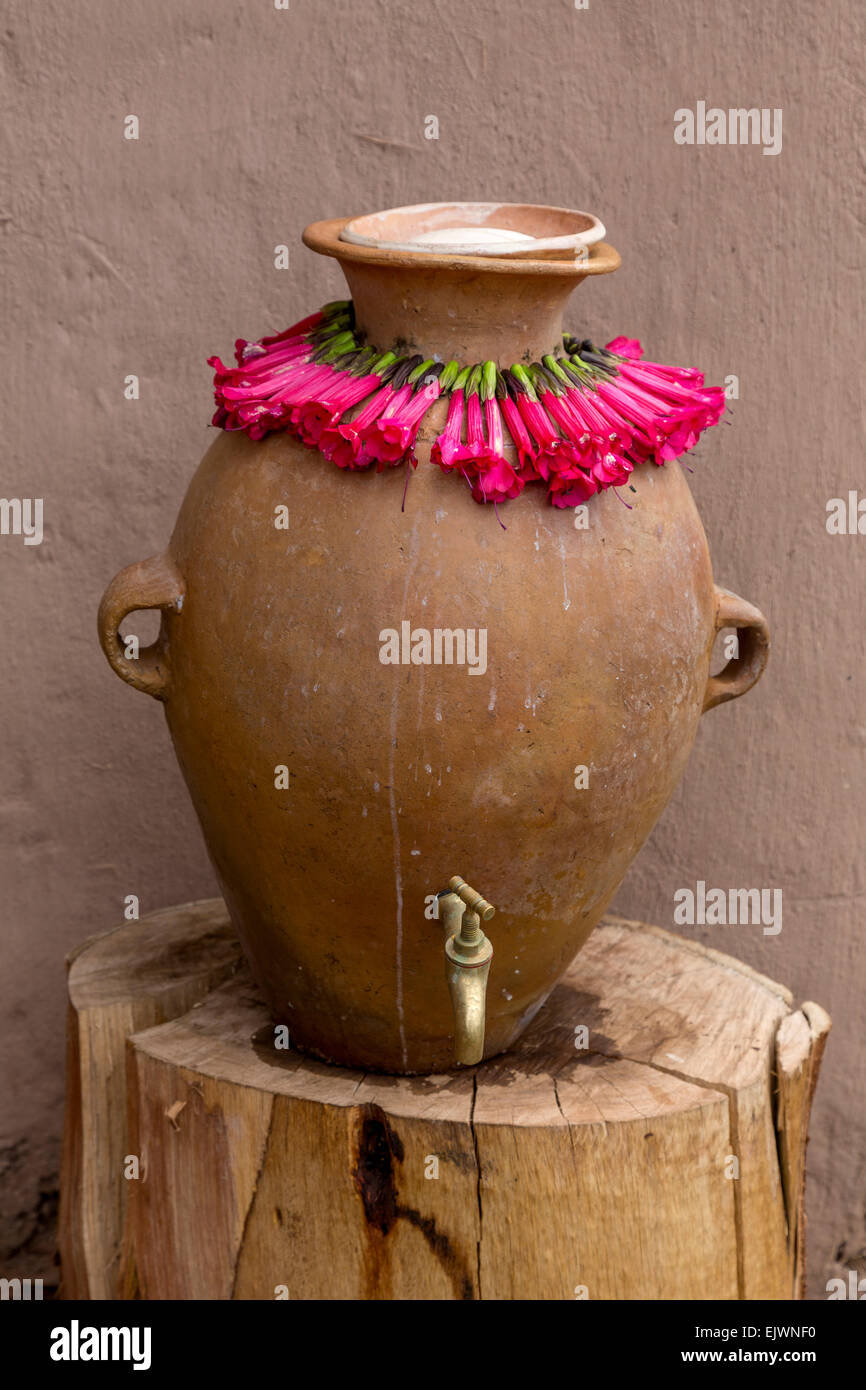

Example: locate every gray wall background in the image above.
[1,0,863,1298]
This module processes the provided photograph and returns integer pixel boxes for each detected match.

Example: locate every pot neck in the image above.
[302,218,621,368]
[340,259,581,366]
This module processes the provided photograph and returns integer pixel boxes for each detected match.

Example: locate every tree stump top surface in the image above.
[68,899,816,1127]
[66,899,241,1009]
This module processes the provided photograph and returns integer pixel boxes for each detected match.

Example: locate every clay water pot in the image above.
[98,208,769,1073]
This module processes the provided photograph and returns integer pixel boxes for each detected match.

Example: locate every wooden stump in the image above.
[57,901,243,1300]
[59,900,829,1301]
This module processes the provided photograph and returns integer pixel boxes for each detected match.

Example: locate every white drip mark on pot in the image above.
[389,689,407,1069]
[390,514,421,1070]
[558,535,571,611]
[488,684,497,712]
[416,663,425,730]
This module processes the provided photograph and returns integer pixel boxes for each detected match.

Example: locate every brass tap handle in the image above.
[448,876,495,922]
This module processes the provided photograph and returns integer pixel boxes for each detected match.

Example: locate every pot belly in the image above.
[163,431,715,1071]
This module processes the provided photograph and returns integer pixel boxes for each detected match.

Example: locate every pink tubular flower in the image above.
[604,336,643,360]
[471,392,523,504]
[507,366,563,479]
[584,389,655,464]
[217,360,331,409]
[534,362,632,490]
[292,355,393,447]
[360,359,455,470]
[590,450,633,488]
[569,387,632,456]
[233,336,313,372]
[233,400,287,441]
[432,365,523,504]
[209,353,324,436]
[358,382,415,466]
[322,430,375,470]
[336,382,397,457]
[504,367,596,507]
[548,468,598,508]
[234,317,320,367]
[535,378,586,442]
[654,388,726,461]
[549,388,615,474]
[432,386,466,472]
[236,301,350,362]
[458,388,486,464]
[559,347,719,474]
[598,374,718,463]
[594,380,673,456]
[499,390,538,478]
[592,336,703,388]
[208,310,356,439]
[379,375,443,466]
[618,359,705,391]
[514,394,562,474]
[354,354,426,465]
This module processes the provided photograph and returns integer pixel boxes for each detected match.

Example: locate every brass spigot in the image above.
[437,875,494,1066]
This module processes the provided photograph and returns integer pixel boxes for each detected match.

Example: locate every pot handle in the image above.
[97,552,185,701]
[702,586,770,714]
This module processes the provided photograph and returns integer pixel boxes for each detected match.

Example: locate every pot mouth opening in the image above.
[339,201,605,260]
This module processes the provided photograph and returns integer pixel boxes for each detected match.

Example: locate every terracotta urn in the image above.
[98,205,769,1074]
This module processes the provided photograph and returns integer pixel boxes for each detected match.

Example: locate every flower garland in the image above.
[208,301,724,509]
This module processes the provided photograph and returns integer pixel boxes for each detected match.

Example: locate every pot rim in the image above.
[303,216,621,279]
